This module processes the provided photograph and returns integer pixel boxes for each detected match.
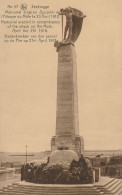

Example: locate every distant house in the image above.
[110,156,122,165]
[1,162,12,168]
[89,156,122,179]
[90,156,110,167]
[1,161,22,168]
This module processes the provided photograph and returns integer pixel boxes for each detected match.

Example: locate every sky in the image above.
[0,0,122,152]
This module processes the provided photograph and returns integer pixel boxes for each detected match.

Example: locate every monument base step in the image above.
[95,178,122,195]
[0,177,121,195]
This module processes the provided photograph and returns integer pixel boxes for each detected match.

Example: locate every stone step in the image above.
[3,189,102,194]
[109,185,122,195]
[0,188,103,193]
[97,179,121,191]
[11,188,99,192]
[96,178,117,188]
[15,185,97,190]
[104,178,117,188]
[14,184,97,189]
[115,186,122,195]
[106,179,120,189]
[12,188,100,192]
[0,192,104,195]
[118,187,122,195]
[3,189,103,195]
[107,180,122,192]
[96,179,122,195]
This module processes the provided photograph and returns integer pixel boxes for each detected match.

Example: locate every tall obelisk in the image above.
[51,44,84,156]
[51,7,86,158]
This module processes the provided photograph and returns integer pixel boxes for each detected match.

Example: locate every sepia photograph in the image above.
[0,0,122,194]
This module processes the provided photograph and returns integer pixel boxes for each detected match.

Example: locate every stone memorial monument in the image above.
[50,7,86,167]
[21,7,95,184]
